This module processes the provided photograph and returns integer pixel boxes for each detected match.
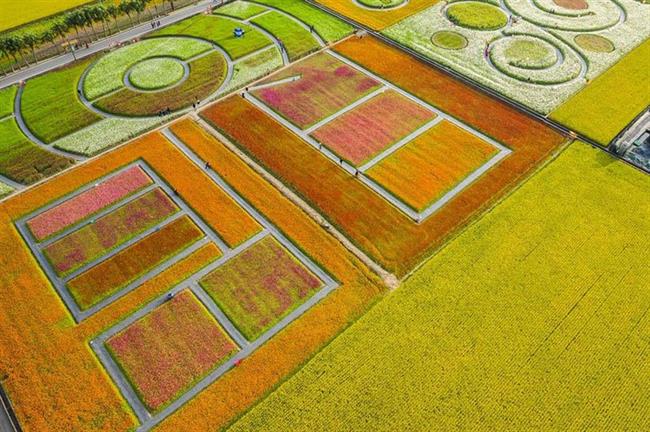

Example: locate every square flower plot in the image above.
[364,120,510,217]
[249,52,382,129]
[199,235,324,341]
[104,289,238,413]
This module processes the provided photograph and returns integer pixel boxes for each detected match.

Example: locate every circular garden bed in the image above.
[127,57,187,91]
[431,31,469,49]
[446,2,508,31]
[574,34,615,52]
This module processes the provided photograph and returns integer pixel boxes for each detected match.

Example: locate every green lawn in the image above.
[551,39,650,146]
[0,85,16,119]
[0,117,73,184]
[252,11,320,61]
[228,143,650,431]
[150,15,272,60]
[251,0,353,42]
[215,0,267,19]
[21,58,101,143]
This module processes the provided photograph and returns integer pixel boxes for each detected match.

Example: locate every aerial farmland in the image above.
[0,0,647,431]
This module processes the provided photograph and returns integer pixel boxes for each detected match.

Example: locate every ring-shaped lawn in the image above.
[93,51,227,116]
[83,37,213,100]
[128,57,186,90]
[446,2,508,31]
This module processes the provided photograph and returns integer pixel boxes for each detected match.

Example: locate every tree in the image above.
[22,34,40,63]
[165,0,176,12]
[106,5,122,32]
[119,1,135,26]
[0,38,16,73]
[40,29,60,54]
[90,5,109,37]
[52,21,69,43]
[130,0,146,24]
[64,11,85,38]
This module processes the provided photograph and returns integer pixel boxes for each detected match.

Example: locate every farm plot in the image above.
[250,11,321,61]
[199,235,324,341]
[105,289,238,412]
[384,0,650,114]
[366,120,502,213]
[249,52,382,129]
[230,50,510,221]
[201,36,567,276]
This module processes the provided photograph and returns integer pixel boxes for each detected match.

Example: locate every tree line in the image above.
[0,0,178,71]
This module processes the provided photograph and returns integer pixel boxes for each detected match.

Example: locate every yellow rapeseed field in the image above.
[228,142,650,431]
[0,0,93,32]
[551,39,650,146]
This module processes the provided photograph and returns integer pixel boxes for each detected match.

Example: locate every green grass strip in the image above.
[21,57,102,143]
[0,85,16,119]
[251,0,353,42]
[0,117,73,184]
[150,15,272,60]
[252,11,320,61]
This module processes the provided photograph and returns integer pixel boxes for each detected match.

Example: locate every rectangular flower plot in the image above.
[105,289,238,412]
[366,120,501,212]
[249,52,381,129]
[67,215,207,311]
[27,165,153,241]
[199,236,323,341]
[43,188,179,277]
[310,89,436,166]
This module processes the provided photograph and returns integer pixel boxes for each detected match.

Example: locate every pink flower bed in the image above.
[28,166,152,241]
[199,236,322,340]
[251,53,381,129]
[106,290,237,412]
[311,90,436,166]
[43,188,178,276]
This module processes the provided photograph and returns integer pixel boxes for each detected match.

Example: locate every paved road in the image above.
[0,0,214,90]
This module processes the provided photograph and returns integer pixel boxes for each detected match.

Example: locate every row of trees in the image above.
[0,0,178,72]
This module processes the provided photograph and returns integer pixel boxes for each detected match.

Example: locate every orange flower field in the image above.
[312,0,440,29]
[0,126,384,431]
[366,120,499,212]
[200,36,568,276]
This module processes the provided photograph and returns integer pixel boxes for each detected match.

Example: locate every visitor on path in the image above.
[310,25,314,34]
[192,102,196,110]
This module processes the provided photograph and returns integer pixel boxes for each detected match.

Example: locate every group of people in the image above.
[157,107,172,116]
[150,20,162,29]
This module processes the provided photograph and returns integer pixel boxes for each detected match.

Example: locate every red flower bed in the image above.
[106,289,237,411]
[251,52,380,129]
[311,90,435,166]
[43,188,178,276]
[27,165,152,241]
[199,236,322,340]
